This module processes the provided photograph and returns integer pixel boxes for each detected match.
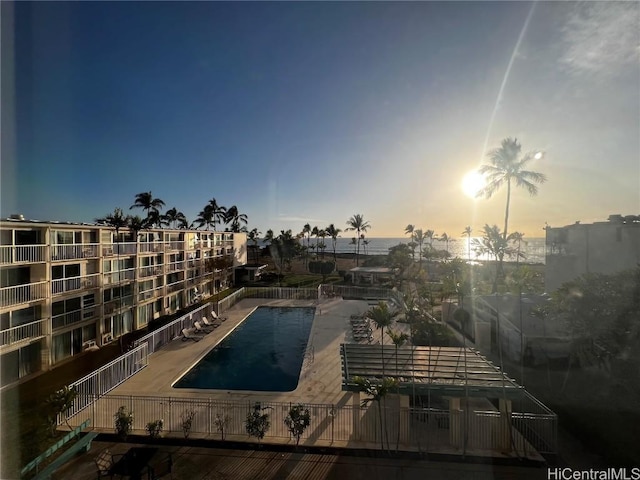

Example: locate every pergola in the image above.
[340,343,524,400]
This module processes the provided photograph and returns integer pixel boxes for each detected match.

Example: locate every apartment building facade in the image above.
[0,218,246,387]
[545,214,640,291]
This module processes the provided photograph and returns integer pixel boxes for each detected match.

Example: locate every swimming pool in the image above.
[173,306,315,391]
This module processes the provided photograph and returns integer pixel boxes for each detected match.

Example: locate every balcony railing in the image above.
[102,243,137,256]
[138,286,163,303]
[0,281,48,307]
[167,281,184,293]
[0,245,46,264]
[103,268,136,285]
[167,261,185,272]
[139,265,164,278]
[163,241,184,251]
[138,243,164,254]
[1,319,47,348]
[52,307,97,329]
[51,243,99,261]
[51,273,100,295]
[104,295,134,314]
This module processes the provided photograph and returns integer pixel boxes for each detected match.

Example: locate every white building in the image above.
[0,217,246,387]
[545,214,640,291]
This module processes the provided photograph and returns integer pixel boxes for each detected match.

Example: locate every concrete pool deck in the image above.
[110,296,369,405]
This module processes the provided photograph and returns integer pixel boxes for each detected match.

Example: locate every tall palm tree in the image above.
[476,138,546,272]
[387,329,409,452]
[345,214,371,267]
[225,205,248,233]
[412,229,426,271]
[302,224,312,266]
[95,208,129,345]
[472,224,515,293]
[163,207,187,229]
[317,229,327,259]
[353,376,398,452]
[404,224,415,262]
[194,206,214,230]
[440,232,451,258]
[207,198,227,231]
[509,231,527,267]
[362,237,370,256]
[247,228,262,264]
[130,191,165,226]
[366,301,397,376]
[325,224,342,266]
[311,226,320,257]
[462,226,472,261]
[145,209,168,228]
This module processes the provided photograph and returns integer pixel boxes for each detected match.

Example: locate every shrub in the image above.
[180,410,196,439]
[214,413,231,440]
[284,404,311,446]
[145,419,163,438]
[114,406,134,439]
[245,403,270,444]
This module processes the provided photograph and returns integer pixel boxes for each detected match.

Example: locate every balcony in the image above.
[51,273,100,295]
[139,265,164,278]
[51,243,99,261]
[103,268,136,285]
[164,241,185,251]
[102,242,137,256]
[138,242,164,254]
[167,261,185,272]
[138,286,163,303]
[166,280,184,293]
[104,295,134,314]
[0,281,48,307]
[0,319,47,349]
[52,307,97,329]
[0,245,46,265]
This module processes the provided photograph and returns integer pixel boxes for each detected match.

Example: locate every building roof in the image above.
[349,267,394,274]
[341,343,524,399]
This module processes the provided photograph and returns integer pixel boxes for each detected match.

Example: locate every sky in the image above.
[2,1,638,238]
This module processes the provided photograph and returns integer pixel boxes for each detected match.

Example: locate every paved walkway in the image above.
[52,440,548,480]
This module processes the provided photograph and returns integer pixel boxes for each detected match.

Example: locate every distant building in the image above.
[545,214,640,291]
[0,217,246,387]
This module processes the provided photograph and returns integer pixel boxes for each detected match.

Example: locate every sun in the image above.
[461,170,486,199]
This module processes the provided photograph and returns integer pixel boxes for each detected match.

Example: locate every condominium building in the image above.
[545,214,640,291]
[0,217,246,387]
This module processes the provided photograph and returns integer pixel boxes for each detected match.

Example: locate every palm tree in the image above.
[345,214,371,267]
[509,231,527,267]
[163,207,187,229]
[387,329,409,451]
[362,237,370,256]
[310,226,320,257]
[225,205,248,233]
[440,232,451,258]
[130,191,165,225]
[471,224,515,293]
[477,137,546,273]
[353,376,398,452]
[193,206,214,230]
[325,224,342,266]
[412,229,426,271]
[366,301,397,376]
[145,209,168,228]
[247,228,262,263]
[301,224,311,265]
[462,226,472,262]
[208,198,227,231]
[95,208,129,345]
[317,229,327,259]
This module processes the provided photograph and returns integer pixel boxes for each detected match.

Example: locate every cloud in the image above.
[559,2,639,77]
[277,215,326,224]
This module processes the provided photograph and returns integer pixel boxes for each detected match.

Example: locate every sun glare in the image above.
[462,170,486,199]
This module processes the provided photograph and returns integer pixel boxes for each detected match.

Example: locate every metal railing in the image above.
[138,243,164,254]
[50,243,99,261]
[216,287,247,314]
[62,344,148,423]
[0,319,47,347]
[167,261,185,272]
[102,243,137,256]
[62,394,556,455]
[138,265,163,278]
[103,268,136,285]
[0,244,46,264]
[133,303,211,355]
[0,281,48,307]
[51,273,100,295]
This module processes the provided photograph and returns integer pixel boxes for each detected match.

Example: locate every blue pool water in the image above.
[173,306,315,391]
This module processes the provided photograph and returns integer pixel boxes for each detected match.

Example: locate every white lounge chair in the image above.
[193,321,212,334]
[181,328,201,342]
[211,311,227,322]
[202,317,220,329]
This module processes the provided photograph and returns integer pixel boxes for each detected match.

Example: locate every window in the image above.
[52,264,81,279]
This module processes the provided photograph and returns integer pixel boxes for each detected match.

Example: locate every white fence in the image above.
[62,344,148,423]
[133,303,212,355]
[63,394,556,454]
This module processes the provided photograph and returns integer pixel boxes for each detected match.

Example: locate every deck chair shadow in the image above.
[202,316,220,329]
[193,321,212,334]
[211,311,228,322]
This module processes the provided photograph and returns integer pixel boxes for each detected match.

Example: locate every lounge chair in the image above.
[201,316,220,329]
[181,328,201,342]
[193,321,212,334]
[211,311,227,322]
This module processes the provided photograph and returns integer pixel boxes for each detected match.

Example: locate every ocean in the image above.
[261,237,547,264]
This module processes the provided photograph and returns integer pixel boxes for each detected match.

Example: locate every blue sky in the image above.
[2,1,638,237]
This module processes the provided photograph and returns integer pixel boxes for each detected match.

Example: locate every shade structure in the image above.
[341,343,524,399]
